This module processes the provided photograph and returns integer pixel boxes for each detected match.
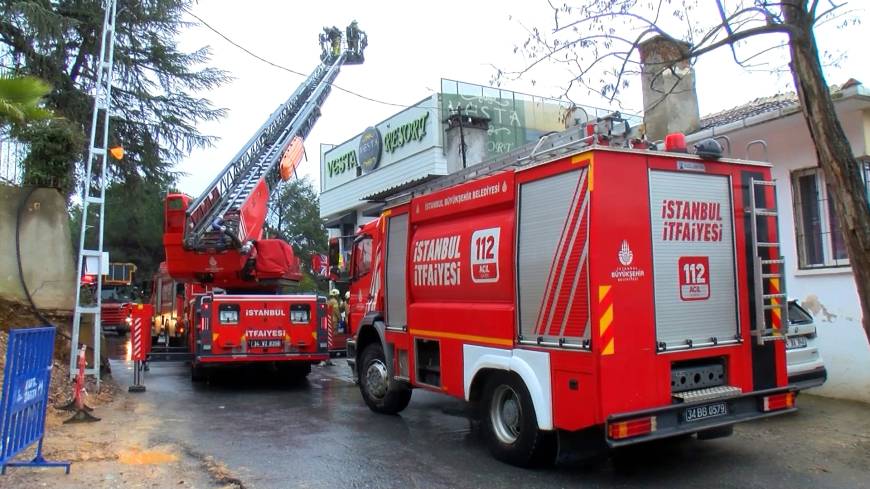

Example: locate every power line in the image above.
[185,9,424,109]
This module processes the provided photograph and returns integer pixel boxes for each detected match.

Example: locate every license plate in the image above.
[683,402,728,423]
[249,340,282,348]
[786,336,808,350]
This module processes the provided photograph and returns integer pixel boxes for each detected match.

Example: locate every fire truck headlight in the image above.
[125,316,132,325]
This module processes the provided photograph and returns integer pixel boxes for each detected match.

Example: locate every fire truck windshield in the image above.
[101,288,133,303]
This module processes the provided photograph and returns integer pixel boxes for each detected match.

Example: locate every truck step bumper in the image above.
[605,387,796,448]
[196,353,329,364]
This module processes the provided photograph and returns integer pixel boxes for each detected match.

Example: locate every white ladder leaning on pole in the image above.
[69,0,119,388]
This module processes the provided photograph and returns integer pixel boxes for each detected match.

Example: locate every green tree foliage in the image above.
[0,73,51,126]
[14,118,84,190]
[70,178,168,279]
[266,177,329,293]
[0,0,229,188]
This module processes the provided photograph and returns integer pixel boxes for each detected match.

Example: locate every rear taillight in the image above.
[762,392,795,412]
[608,416,657,440]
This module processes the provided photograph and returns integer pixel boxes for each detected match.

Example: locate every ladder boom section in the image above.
[185,54,347,251]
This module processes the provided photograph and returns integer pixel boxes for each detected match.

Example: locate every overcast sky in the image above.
[175,1,869,197]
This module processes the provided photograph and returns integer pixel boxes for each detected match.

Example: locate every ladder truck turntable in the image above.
[336,117,797,466]
[160,27,366,380]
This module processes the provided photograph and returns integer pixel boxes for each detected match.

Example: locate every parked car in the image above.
[786,300,827,390]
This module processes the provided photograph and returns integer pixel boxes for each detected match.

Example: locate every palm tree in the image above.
[0,74,51,128]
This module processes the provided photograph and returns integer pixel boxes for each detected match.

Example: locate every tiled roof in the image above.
[699,92,799,130]
[697,79,862,130]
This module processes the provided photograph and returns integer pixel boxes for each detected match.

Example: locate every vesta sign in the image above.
[384,112,429,154]
[246,309,286,317]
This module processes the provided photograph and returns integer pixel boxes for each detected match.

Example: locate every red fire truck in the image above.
[149,261,195,347]
[340,118,795,466]
[159,26,366,380]
[95,262,137,334]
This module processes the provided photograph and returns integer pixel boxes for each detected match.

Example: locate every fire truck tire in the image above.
[191,363,206,382]
[483,372,556,467]
[359,343,411,414]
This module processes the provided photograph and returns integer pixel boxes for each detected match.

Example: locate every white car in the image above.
[786,300,827,390]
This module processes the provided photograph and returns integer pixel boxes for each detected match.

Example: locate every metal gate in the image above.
[0,327,69,474]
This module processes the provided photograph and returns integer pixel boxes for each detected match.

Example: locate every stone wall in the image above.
[0,185,75,313]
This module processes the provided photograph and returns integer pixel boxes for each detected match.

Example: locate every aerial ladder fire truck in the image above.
[334,115,797,466]
[159,25,366,380]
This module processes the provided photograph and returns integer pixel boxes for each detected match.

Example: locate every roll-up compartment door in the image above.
[649,170,739,350]
[386,213,409,328]
[516,168,590,346]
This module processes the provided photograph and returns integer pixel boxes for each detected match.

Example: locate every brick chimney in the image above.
[638,36,700,142]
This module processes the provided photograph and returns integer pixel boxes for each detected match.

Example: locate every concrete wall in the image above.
[0,185,75,312]
[694,105,870,403]
[445,124,488,173]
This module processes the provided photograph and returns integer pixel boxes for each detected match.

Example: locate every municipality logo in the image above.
[618,240,633,266]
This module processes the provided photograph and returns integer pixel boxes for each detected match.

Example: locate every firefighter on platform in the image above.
[320,26,342,61]
[318,31,329,62]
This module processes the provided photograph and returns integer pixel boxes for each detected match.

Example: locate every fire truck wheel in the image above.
[359,343,411,414]
[483,372,556,467]
[191,363,206,382]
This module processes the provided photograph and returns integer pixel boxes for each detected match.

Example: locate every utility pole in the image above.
[453,107,468,169]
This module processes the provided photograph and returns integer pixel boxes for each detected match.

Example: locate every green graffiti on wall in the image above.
[441,93,565,156]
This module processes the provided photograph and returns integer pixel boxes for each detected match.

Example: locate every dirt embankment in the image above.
[1,303,244,488]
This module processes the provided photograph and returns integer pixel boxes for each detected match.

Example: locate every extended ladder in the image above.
[748,178,789,344]
[184,54,348,251]
[70,0,119,384]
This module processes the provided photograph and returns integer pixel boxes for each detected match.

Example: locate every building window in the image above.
[791,167,849,269]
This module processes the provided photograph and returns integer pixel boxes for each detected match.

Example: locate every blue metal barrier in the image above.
[0,327,70,474]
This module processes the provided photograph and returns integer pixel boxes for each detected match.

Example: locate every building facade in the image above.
[688,81,870,402]
[319,79,636,237]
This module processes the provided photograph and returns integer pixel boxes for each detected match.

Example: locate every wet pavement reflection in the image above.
[107,355,867,489]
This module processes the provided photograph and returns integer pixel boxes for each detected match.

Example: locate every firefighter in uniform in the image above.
[328,289,341,330]
[323,289,342,366]
[339,290,350,333]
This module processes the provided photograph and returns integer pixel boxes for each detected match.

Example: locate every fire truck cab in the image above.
[344,131,795,467]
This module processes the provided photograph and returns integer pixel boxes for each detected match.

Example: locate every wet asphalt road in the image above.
[109,355,870,489]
